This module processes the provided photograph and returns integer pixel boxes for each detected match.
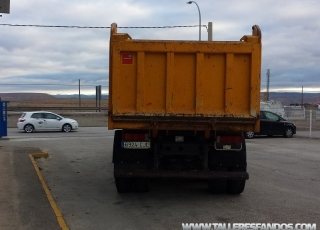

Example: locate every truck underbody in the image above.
[113,129,248,194]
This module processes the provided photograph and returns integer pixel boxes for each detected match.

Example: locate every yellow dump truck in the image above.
[109,23,262,194]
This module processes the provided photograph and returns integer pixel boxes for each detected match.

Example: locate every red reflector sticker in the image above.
[122,53,133,64]
[123,133,148,141]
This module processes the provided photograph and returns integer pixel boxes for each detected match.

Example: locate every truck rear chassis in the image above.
[113,129,248,194]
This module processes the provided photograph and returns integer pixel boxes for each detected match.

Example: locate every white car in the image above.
[17,111,79,133]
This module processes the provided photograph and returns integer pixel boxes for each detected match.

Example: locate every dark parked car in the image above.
[245,110,296,139]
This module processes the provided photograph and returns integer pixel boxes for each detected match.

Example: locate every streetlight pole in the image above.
[187,1,201,41]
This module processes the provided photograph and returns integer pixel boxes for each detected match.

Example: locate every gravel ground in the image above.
[7,112,107,128]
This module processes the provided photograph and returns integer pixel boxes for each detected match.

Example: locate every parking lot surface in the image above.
[1,128,319,229]
[0,145,60,230]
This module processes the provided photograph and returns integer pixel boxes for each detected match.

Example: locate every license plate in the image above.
[123,142,150,149]
[223,145,231,150]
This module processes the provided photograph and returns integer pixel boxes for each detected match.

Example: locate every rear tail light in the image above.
[215,135,243,151]
[123,133,149,141]
[19,118,26,122]
[217,135,243,144]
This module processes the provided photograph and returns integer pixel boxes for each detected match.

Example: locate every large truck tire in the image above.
[115,178,134,193]
[226,180,246,194]
[113,130,133,193]
[115,177,149,193]
[113,130,150,193]
[226,139,247,194]
[134,179,150,192]
[208,137,247,194]
[112,130,123,163]
[208,180,226,194]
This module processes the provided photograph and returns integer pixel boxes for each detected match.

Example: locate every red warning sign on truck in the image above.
[122,53,133,64]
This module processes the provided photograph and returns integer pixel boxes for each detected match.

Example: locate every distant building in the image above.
[261,100,285,117]
[313,102,320,109]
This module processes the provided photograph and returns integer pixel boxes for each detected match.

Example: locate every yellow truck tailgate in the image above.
[109,23,261,131]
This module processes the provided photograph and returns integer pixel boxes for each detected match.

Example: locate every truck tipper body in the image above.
[109,23,262,194]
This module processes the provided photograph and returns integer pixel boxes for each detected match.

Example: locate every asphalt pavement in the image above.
[0,127,112,230]
[0,145,60,230]
[0,127,319,230]
[295,130,320,138]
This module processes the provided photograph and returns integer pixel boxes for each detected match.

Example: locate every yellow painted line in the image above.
[29,150,69,230]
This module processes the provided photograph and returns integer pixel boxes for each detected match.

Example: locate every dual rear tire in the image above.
[113,130,150,193]
[208,137,247,194]
[116,177,245,194]
[115,178,149,193]
[208,180,246,194]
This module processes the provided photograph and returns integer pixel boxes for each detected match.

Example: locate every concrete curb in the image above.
[29,149,69,230]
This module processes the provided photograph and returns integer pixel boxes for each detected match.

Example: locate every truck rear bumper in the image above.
[110,115,258,131]
[114,170,249,180]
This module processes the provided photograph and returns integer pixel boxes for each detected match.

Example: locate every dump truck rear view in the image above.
[109,23,262,194]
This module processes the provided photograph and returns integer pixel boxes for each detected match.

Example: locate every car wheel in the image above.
[245,131,254,139]
[62,124,72,132]
[284,127,293,138]
[24,124,34,133]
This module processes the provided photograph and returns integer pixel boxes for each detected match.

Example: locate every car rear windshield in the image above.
[20,113,26,118]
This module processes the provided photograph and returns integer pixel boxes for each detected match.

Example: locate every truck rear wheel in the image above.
[208,180,226,194]
[226,180,246,194]
[134,179,150,192]
[115,178,134,193]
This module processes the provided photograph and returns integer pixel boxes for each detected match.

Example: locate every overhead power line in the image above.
[0,24,207,29]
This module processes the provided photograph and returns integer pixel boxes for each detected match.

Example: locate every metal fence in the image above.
[284,108,320,137]
[6,105,320,137]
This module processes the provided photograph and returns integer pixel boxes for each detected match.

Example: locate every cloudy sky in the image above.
[0,0,319,95]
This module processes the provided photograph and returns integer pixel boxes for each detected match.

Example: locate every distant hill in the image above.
[0,93,56,101]
[54,93,317,105]
[261,92,320,105]
[0,93,109,101]
[1,92,319,106]
[54,94,109,99]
